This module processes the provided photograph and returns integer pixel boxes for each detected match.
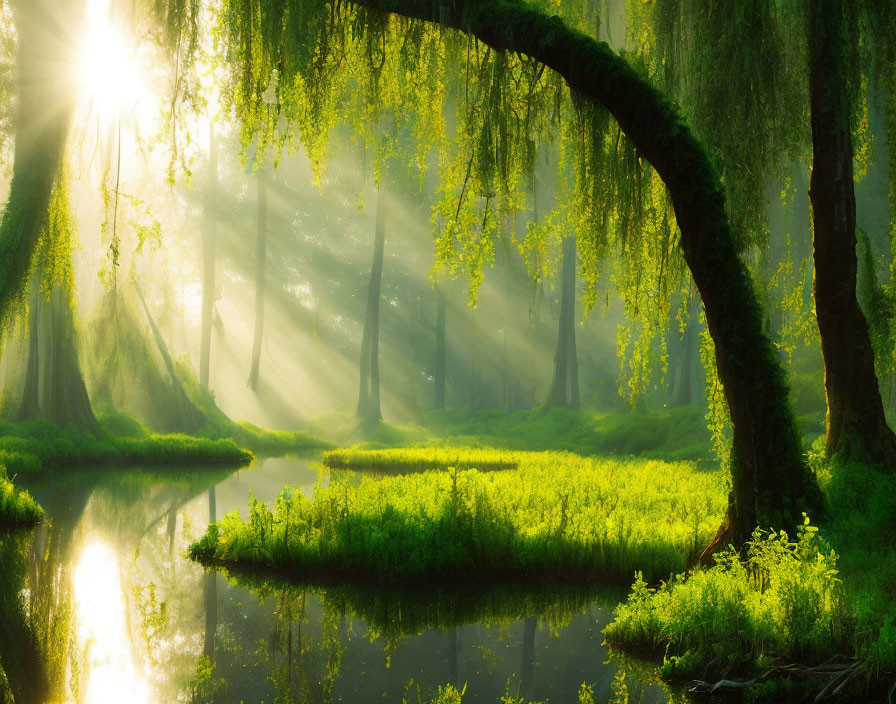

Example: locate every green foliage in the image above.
[0,474,42,525]
[605,519,848,681]
[190,451,726,584]
[606,456,896,688]
[0,417,250,476]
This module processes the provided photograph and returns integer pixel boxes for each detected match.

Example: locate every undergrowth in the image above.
[190,452,726,584]
[604,454,896,697]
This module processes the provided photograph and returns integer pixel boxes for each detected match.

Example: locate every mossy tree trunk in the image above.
[248,165,268,392]
[19,281,100,436]
[435,284,446,409]
[0,0,78,329]
[543,235,579,411]
[200,122,217,392]
[808,0,896,466]
[358,189,385,423]
[342,0,820,547]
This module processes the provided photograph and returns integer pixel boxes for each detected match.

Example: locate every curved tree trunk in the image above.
[808,0,896,466]
[200,122,218,392]
[340,0,820,547]
[358,189,386,423]
[248,165,268,391]
[543,235,580,411]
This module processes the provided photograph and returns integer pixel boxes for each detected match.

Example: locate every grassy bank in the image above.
[603,456,896,696]
[322,446,520,471]
[190,451,726,584]
[0,475,42,526]
[0,417,252,477]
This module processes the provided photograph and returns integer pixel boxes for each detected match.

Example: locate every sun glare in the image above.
[74,541,151,704]
[78,0,155,128]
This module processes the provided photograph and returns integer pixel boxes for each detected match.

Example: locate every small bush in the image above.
[604,519,849,680]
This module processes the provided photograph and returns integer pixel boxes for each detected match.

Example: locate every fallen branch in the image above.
[688,658,866,701]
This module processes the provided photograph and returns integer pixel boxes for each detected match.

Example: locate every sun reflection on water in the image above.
[73,541,150,704]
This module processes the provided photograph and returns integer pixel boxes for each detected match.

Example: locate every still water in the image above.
[3,459,680,704]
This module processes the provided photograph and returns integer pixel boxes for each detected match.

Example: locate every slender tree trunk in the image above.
[357,189,385,422]
[135,283,206,432]
[342,0,820,548]
[671,294,697,407]
[248,166,268,391]
[200,122,217,391]
[435,284,446,409]
[543,235,579,410]
[808,0,896,465]
[19,281,100,436]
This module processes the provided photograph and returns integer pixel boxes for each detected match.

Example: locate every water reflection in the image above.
[74,541,150,704]
[0,459,681,704]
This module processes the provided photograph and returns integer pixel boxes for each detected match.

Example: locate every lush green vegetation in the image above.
[190,451,726,584]
[322,446,520,471]
[604,456,896,693]
[0,475,42,526]
[0,415,252,477]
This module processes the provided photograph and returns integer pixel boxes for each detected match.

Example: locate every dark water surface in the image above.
[4,459,680,704]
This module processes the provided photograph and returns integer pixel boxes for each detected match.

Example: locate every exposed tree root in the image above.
[688,658,866,702]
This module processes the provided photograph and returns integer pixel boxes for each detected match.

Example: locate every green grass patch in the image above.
[190,451,726,584]
[322,446,520,471]
[0,417,252,476]
[0,475,42,526]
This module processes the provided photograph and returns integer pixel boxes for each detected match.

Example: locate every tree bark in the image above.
[808,0,896,466]
[248,166,268,391]
[0,0,78,328]
[19,281,100,436]
[357,189,385,422]
[543,235,580,410]
[435,284,446,409]
[335,0,820,547]
[200,122,217,391]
